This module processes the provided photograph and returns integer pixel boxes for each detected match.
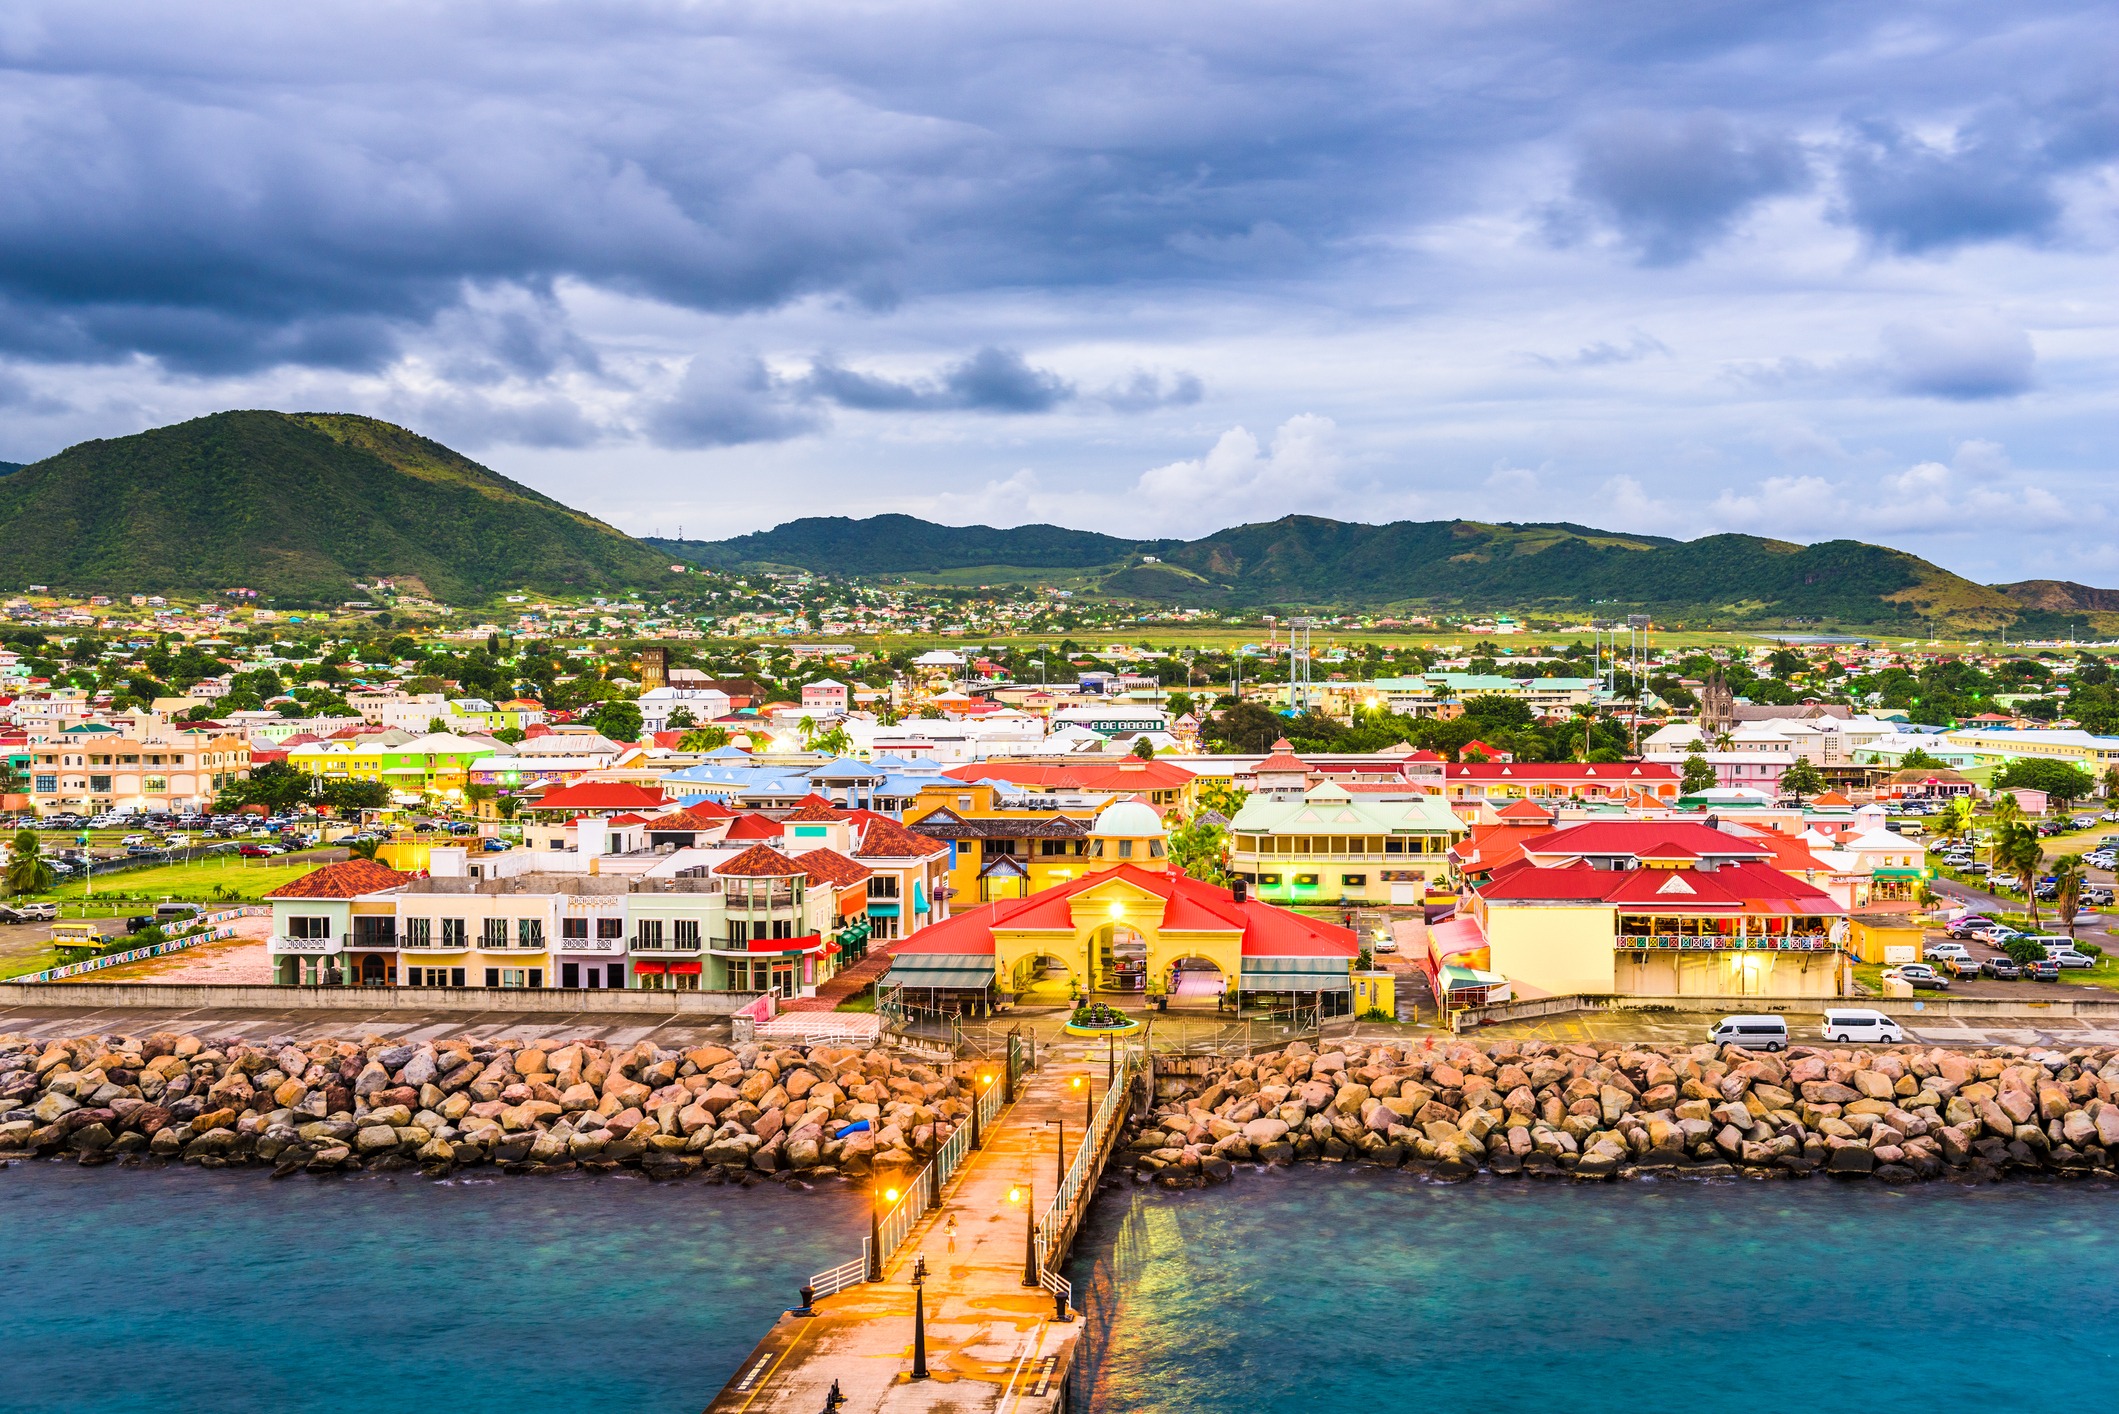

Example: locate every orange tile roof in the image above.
[712,843,807,877]
[848,813,950,859]
[266,859,410,899]
[792,846,872,888]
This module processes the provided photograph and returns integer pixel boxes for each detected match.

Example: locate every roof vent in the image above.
[1232,878,1249,905]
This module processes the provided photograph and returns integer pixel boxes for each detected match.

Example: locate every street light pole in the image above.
[1013,1184,1038,1287]
[911,1254,929,1380]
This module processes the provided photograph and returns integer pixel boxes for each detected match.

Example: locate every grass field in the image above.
[36,856,319,904]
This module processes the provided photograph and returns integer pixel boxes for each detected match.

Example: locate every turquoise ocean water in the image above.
[1065,1167,2119,1414]
[0,1162,865,1414]
[6,1161,2115,1414]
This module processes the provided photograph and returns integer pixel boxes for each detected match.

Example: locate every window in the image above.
[441,918,467,948]
[638,919,665,947]
[872,873,902,895]
[1260,873,1281,886]
[1342,874,1367,887]
[596,917,623,939]
[674,919,700,947]
[32,775,54,793]
[484,967,500,987]
[481,918,508,947]
[561,917,588,940]
[145,777,167,792]
[1117,840,1134,858]
[517,918,544,948]
[1294,874,1318,886]
[89,775,112,792]
[287,915,332,940]
[451,967,466,987]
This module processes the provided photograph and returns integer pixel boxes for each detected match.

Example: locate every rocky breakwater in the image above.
[1127,1040,2119,1185]
[0,1032,971,1182]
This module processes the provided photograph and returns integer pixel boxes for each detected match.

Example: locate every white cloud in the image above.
[1132,414,1343,532]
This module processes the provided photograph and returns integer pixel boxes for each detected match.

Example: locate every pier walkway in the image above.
[704,1035,1136,1414]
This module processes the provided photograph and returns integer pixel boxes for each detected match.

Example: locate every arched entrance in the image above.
[1164,955,1227,1006]
[359,954,388,986]
[1091,922,1148,993]
[1010,952,1077,1006]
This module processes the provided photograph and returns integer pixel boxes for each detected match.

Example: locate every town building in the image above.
[1226,781,1465,907]
[28,727,251,813]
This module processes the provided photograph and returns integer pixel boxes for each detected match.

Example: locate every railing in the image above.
[804,1041,1024,1302]
[23,906,261,984]
[272,934,339,951]
[1034,1047,1140,1277]
[1617,935,1837,952]
[807,1244,870,1301]
[556,936,620,951]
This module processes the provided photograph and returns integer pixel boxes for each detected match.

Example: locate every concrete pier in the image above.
[705,1039,1128,1414]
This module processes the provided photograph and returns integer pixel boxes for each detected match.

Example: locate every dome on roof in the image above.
[1091,800,1166,839]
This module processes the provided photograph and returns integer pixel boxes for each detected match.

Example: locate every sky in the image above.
[1,1,2114,584]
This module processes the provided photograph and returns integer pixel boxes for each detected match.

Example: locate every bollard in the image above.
[794,1283,816,1316]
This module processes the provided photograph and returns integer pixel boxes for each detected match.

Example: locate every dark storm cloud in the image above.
[797,349,1198,415]
[0,1,2109,379]
[1564,113,1808,265]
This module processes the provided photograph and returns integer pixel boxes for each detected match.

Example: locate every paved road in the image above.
[1473,1009,2119,1049]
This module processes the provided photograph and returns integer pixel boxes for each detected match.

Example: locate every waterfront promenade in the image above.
[705,1037,1112,1414]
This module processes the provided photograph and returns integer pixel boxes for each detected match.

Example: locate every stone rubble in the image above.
[0,1031,970,1182]
[1126,1038,2119,1186]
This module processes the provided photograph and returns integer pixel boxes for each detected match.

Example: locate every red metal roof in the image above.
[528,781,668,812]
[1446,762,1679,781]
[721,813,786,840]
[1479,859,1842,914]
[943,759,1196,790]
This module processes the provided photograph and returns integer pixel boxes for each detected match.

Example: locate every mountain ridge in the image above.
[0,411,672,602]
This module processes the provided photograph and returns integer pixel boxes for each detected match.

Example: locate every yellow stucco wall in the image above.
[1614,948,1845,998]
[1482,904,1619,995]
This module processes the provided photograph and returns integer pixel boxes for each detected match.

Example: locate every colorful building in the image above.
[1227,781,1465,907]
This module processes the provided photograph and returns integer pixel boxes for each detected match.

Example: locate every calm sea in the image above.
[0,1161,866,1414]
[1065,1167,2119,1413]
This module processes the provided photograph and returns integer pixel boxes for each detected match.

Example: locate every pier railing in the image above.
[804,1061,1017,1298]
[1034,1045,1142,1282]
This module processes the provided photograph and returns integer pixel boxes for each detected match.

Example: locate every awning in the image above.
[1238,965,1352,993]
[838,893,868,918]
[1440,964,1509,992]
[667,960,702,975]
[884,956,996,990]
[1872,867,1928,879]
[634,961,666,975]
[913,881,929,915]
[867,902,901,917]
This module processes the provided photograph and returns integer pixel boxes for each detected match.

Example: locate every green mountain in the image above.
[0,462,24,477]
[652,515,1177,575]
[683,511,2067,631]
[0,411,672,602]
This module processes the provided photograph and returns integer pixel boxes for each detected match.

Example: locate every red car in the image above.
[236,843,279,858]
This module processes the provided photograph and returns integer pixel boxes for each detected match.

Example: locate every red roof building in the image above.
[943,757,1195,808]
[266,859,410,899]
[522,780,669,815]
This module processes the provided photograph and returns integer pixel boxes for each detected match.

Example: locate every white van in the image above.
[1710,1015,1789,1051]
[1823,1009,1905,1043]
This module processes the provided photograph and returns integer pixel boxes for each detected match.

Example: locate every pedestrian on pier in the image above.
[946,1216,957,1253]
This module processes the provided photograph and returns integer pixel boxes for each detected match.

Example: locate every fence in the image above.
[804,1028,1025,1300]
[1034,1043,1142,1298]
[19,906,262,984]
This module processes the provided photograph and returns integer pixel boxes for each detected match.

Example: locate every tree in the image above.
[666,705,697,730]
[1936,796,1973,847]
[1130,735,1157,760]
[588,699,644,742]
[5,828,54,896]
[218,760,314,813]
[2052,854,2088,938]
[1995,822,2045,928]
[810,725,853,758]
[1195,781,1250,820]
[1680,750,1717,795]
[679,726,731,752]
[1993,758,2096,808]
[1166,819,1227,885]
[344,836,383,862]
[1779,758,1826,801]
[321,779,389,814]
[2104,765,2119,801]
[1164,691,1195,720]
[1899,746,1943,770]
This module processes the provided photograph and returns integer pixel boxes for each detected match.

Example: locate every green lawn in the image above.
[35,856,319,904]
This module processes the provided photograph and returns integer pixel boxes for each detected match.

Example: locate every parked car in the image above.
[1884,963,1950,991]
[1928,940,1973,962]
[2040,943,2097,969]
[2026,958,2063,982]
[1710,1015,1789,1052]
[1823,1008,1905,1044]
[12,901,56,922]
[236,843,281,858]
[1945,918,1994,940]
[1960,861,1992,875]
[481,837,511,853]
[1944,956,1984,979]
[1985,956,2023,981]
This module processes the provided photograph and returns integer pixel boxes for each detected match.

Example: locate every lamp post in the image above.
[910,1254,929,1380]
[1011,1184,1038,1287]
[1055,1117,1064,1192]
[972,1071,992,1150]
[868,1182,899,1282]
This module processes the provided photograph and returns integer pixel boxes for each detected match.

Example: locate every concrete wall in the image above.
[0,983,761,1015]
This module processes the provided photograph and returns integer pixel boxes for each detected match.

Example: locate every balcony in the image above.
[269,934,343,954]
[1616,935,1837,953]
[557,935,625,952]
[630,935,705,954]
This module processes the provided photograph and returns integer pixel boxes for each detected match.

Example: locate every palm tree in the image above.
[1997,822,2045,928]
[1986,793,2024,872]
[345,837,383,862]
[810,725,852,757]
[678,726,730,752]
[5,828,54,896]
[1937,797,1973,849]
[2051,854,2087,939]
